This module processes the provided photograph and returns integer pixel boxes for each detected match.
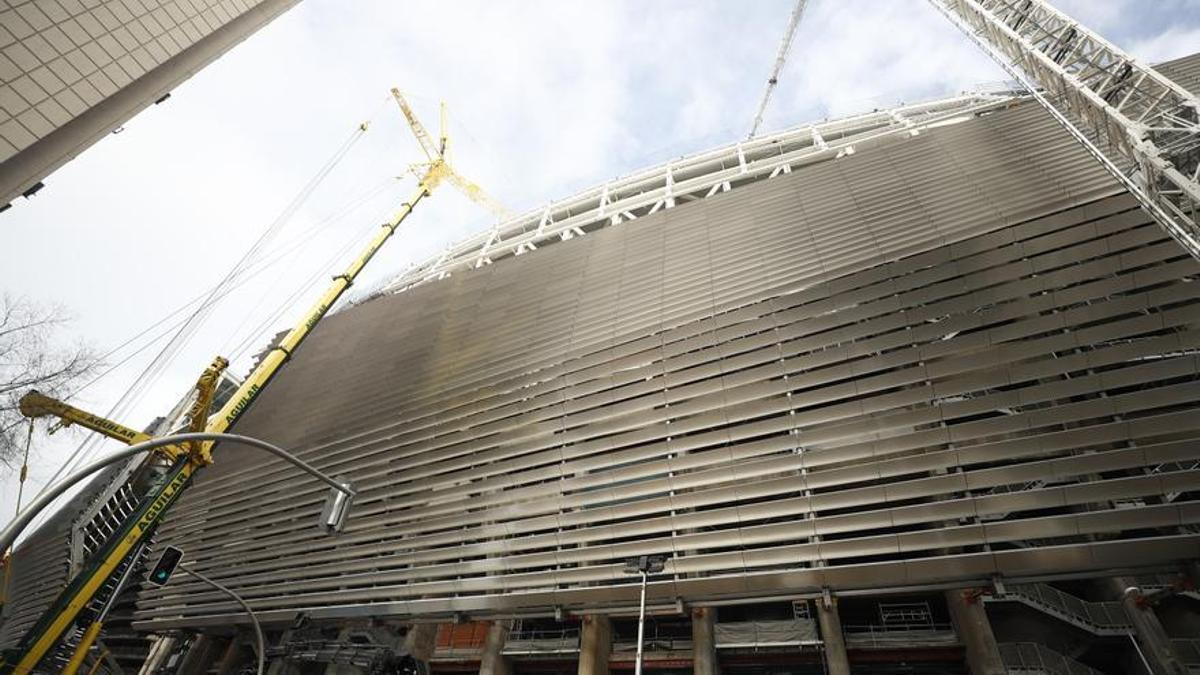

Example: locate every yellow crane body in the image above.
[2,178,434,675]
[4,87,506,673]
[18,392,151,446]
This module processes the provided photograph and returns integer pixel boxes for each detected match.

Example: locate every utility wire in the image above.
[35,123,372,502]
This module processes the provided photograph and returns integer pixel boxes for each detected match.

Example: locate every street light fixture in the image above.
[0,432,357,555]
[0,432,357,675]
[623,555,666,675]
[180,563,266,675]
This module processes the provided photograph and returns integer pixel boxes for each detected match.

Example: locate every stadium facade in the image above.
[5,52,1200,675]
[122,50,1200,675]
[0,0,300,208]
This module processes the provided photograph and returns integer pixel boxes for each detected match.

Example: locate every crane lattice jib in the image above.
[931,0,1200,260]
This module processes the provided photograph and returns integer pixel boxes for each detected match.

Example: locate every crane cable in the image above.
[39,183,392,498]
[748,0,810,139]
[217,182,396,357]
[227,204,395,363]
[63,178,397,404]
[0,420,34,603]
[32,122,372,505]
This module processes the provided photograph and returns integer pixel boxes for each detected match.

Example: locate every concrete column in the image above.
[946,589,1005,675]
[578,615,612,675]
[691,607,719,675]
[178,634,225,675]
[816,597,851,675]
[266,656,302,674]
[267,629,302,675]
[404,623,439,669]
[216,635,250,675]
[1109,577,1188,675]
[138,634,179,675]
[322,627,367,674]
[479,620,513,675]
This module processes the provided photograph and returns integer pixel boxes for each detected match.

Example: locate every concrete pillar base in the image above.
[691,607,719,675]
[479,619,513,675]
[578,615,612,675]
[1109,577,1188,675]
[816,596,852,675]
[138,634,179,675]
[946,589,1005,675]
[178,634,225,675]
[216,634,251,675]
[404,623,439,672]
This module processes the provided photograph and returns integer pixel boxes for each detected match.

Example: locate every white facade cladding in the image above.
[131,56,1200,633]
[0,0,299,205]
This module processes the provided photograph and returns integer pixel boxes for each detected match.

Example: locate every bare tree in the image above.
[0,294,101,467]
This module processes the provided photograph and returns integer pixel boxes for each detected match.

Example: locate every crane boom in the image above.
[390,88,440,162]
[748,0,810,139]
[929,0,1200,261]
[391,88,513,220]
[2,161,439,675]
[18,392,151,446]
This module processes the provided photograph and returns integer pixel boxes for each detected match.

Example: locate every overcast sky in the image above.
[2,0,1199,524]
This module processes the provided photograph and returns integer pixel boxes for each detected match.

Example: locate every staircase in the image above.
[989,584,1132,635]
[1000,642,1104,675]
[1172,638,1200,671]
[1133,574,1200,602]
[1148,459,1200,502]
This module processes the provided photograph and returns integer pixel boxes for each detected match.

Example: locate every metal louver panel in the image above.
[135,90,1200,631]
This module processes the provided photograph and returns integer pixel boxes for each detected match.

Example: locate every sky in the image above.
[1,0,1198,526]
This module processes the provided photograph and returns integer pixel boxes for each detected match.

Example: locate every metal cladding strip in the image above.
[137,91,1200,627]
[372,92,1022,296]
[931,0,1200,259]
[162,102,1119,509]
[0,461,133,650]
[163,207,1183,530]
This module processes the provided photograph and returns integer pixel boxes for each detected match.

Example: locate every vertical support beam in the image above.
[404,623,439,671]
[177,634,224,675]
[945,589,1005,675]
[215,634,250,675]
[266,628,301,675]
[691,607,719,675]
[138,634,179,675]
[324,627,364,675]
[577,615,612,675]
[815,594,851,675]
[478,620,512,675]
[1109,577,1188,675]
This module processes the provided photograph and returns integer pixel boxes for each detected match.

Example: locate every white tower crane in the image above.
[748,0,810,139]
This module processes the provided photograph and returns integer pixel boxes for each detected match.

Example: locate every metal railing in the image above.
[1171,638,1200,666]
[1000,642,1104,675]
[1002,584,1131,635]
[502,627,580,655]
[842,622,958,648]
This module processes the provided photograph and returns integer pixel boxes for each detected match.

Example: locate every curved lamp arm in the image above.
[0,431,356,555]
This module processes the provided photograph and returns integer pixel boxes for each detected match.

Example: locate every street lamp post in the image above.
[623,555,666,675]
[180,565,266,675]
[0,431,356,555]
[0,432,355,674]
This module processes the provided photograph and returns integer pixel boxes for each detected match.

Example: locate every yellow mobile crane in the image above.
[1,90,507,674]
[14,358,229,675]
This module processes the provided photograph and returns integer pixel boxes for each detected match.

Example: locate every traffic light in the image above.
[146,546,184,586]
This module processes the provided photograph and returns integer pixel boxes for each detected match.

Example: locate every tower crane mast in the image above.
[748,0,810,139]
[390,89,513,220]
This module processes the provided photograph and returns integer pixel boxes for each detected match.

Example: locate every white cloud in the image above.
[1,0,1197,527]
